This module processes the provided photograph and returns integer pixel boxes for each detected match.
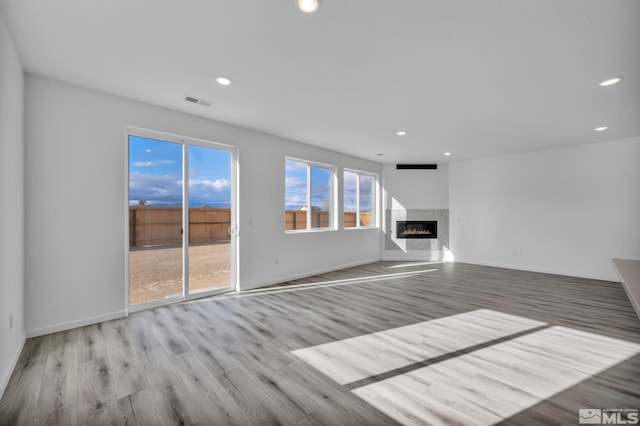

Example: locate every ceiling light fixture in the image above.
[594,126,608,132]
[444,152,452,156]
[599,76,622,87]
[396,131,407,136]
[216,76,231,86]
[297,0,319,13]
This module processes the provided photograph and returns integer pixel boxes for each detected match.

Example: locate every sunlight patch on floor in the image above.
[291,309,546,385]
[236,268,440,297]
[352,326,640,425]
[292,309,640,425]
[386,261,445,269]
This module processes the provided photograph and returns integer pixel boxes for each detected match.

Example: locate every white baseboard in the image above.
[0,333,26,400]
[241,257,382,291]
[455,259,618,283]
[26,310,127,338]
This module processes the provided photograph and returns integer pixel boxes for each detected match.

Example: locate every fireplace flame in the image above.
[400,229,432,235]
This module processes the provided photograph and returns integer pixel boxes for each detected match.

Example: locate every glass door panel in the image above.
[128,135,183,305]
[187,145,233,294]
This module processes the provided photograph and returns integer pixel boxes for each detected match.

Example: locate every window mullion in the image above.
[306,164,312,230]
[355,173,360,228]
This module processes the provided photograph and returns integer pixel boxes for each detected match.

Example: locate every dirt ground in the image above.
[129,242,231,305]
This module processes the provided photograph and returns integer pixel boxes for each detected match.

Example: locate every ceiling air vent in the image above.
[184,95,213,107]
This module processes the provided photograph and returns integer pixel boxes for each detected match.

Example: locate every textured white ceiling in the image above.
[2,0,638,163]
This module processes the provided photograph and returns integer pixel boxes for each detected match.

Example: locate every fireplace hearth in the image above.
[396,221,437,239]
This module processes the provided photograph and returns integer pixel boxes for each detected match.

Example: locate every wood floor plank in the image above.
[2,261,640,425]
[76,358,116,407]
[36,329,79,416]
[34,405,78,426]
[137,346,186,389]
[78,323,107,364]
[170,351,250,425]
[76,399,125,426]
[117,387,167,426]
[216,369,281,426]
[0,335,51,425]
[179,328,238,378]
[104,353,149,400]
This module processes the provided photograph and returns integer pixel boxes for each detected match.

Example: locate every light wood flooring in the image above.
[1,261,640,425]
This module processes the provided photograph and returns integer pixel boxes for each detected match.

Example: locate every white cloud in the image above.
[285,176,305,189]
[129,172,183,204]
[285,160,307,172]
[198,179,231,191]
[133,160,177,167]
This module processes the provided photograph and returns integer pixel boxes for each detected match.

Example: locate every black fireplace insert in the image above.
[396,221,437,239]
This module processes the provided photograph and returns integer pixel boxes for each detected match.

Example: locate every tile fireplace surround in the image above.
[385,209,449,259]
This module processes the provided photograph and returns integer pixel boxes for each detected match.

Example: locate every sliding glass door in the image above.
[127,130,237,308]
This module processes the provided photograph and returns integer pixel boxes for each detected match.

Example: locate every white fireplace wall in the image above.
[381,163,450,261]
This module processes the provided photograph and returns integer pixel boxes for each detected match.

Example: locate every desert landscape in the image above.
[129,241,231,305]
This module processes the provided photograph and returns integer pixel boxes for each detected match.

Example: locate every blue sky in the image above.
[285,159,332,210]
[129,135,232,207]
[344,171,374,213]
[285,161,375,212]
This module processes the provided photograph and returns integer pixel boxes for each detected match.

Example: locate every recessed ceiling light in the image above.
[297,0,319,13]
[599,76,622,87]
[216,76,231,86]
[376,153,384,156]
[594,126,608,132]
[396,131,407,136]
[444,152,452,156]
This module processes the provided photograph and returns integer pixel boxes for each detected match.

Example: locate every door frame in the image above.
[124,126,239,313]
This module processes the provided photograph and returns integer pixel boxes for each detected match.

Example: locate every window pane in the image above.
[128,135,183,305]
[310,165,332,229]
[285,159,308,230]
[188,145,232,294]
[359,174,374,227]
[344,171,358,228]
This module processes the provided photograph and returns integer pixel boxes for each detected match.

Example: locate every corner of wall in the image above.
[0,6,26,401]
[0,335,26,399]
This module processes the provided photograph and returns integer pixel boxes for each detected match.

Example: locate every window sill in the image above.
[285,228,337,234]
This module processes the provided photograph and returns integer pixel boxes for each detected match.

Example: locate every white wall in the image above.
[0,10,25,396]
[382,163,449,261]
[383,163,449,211]
[450,138,640,281]
[24,75,382,336]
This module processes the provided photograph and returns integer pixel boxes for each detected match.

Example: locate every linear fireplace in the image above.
[396,220,437,239]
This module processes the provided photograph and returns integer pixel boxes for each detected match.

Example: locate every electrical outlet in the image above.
[9,314,13,330]
[512,249,517,255]
[275,258,279,265]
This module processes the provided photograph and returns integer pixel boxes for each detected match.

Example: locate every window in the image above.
[285,158,335,231]
[344,170,377,228]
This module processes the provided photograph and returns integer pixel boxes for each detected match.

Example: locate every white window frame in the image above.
[285,157,337,233]
[343,168,379,230]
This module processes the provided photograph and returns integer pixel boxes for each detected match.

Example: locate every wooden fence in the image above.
[129,207,376,247]
[129,206,231,247]
[345,212,374,228]
[285,211,374,230]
